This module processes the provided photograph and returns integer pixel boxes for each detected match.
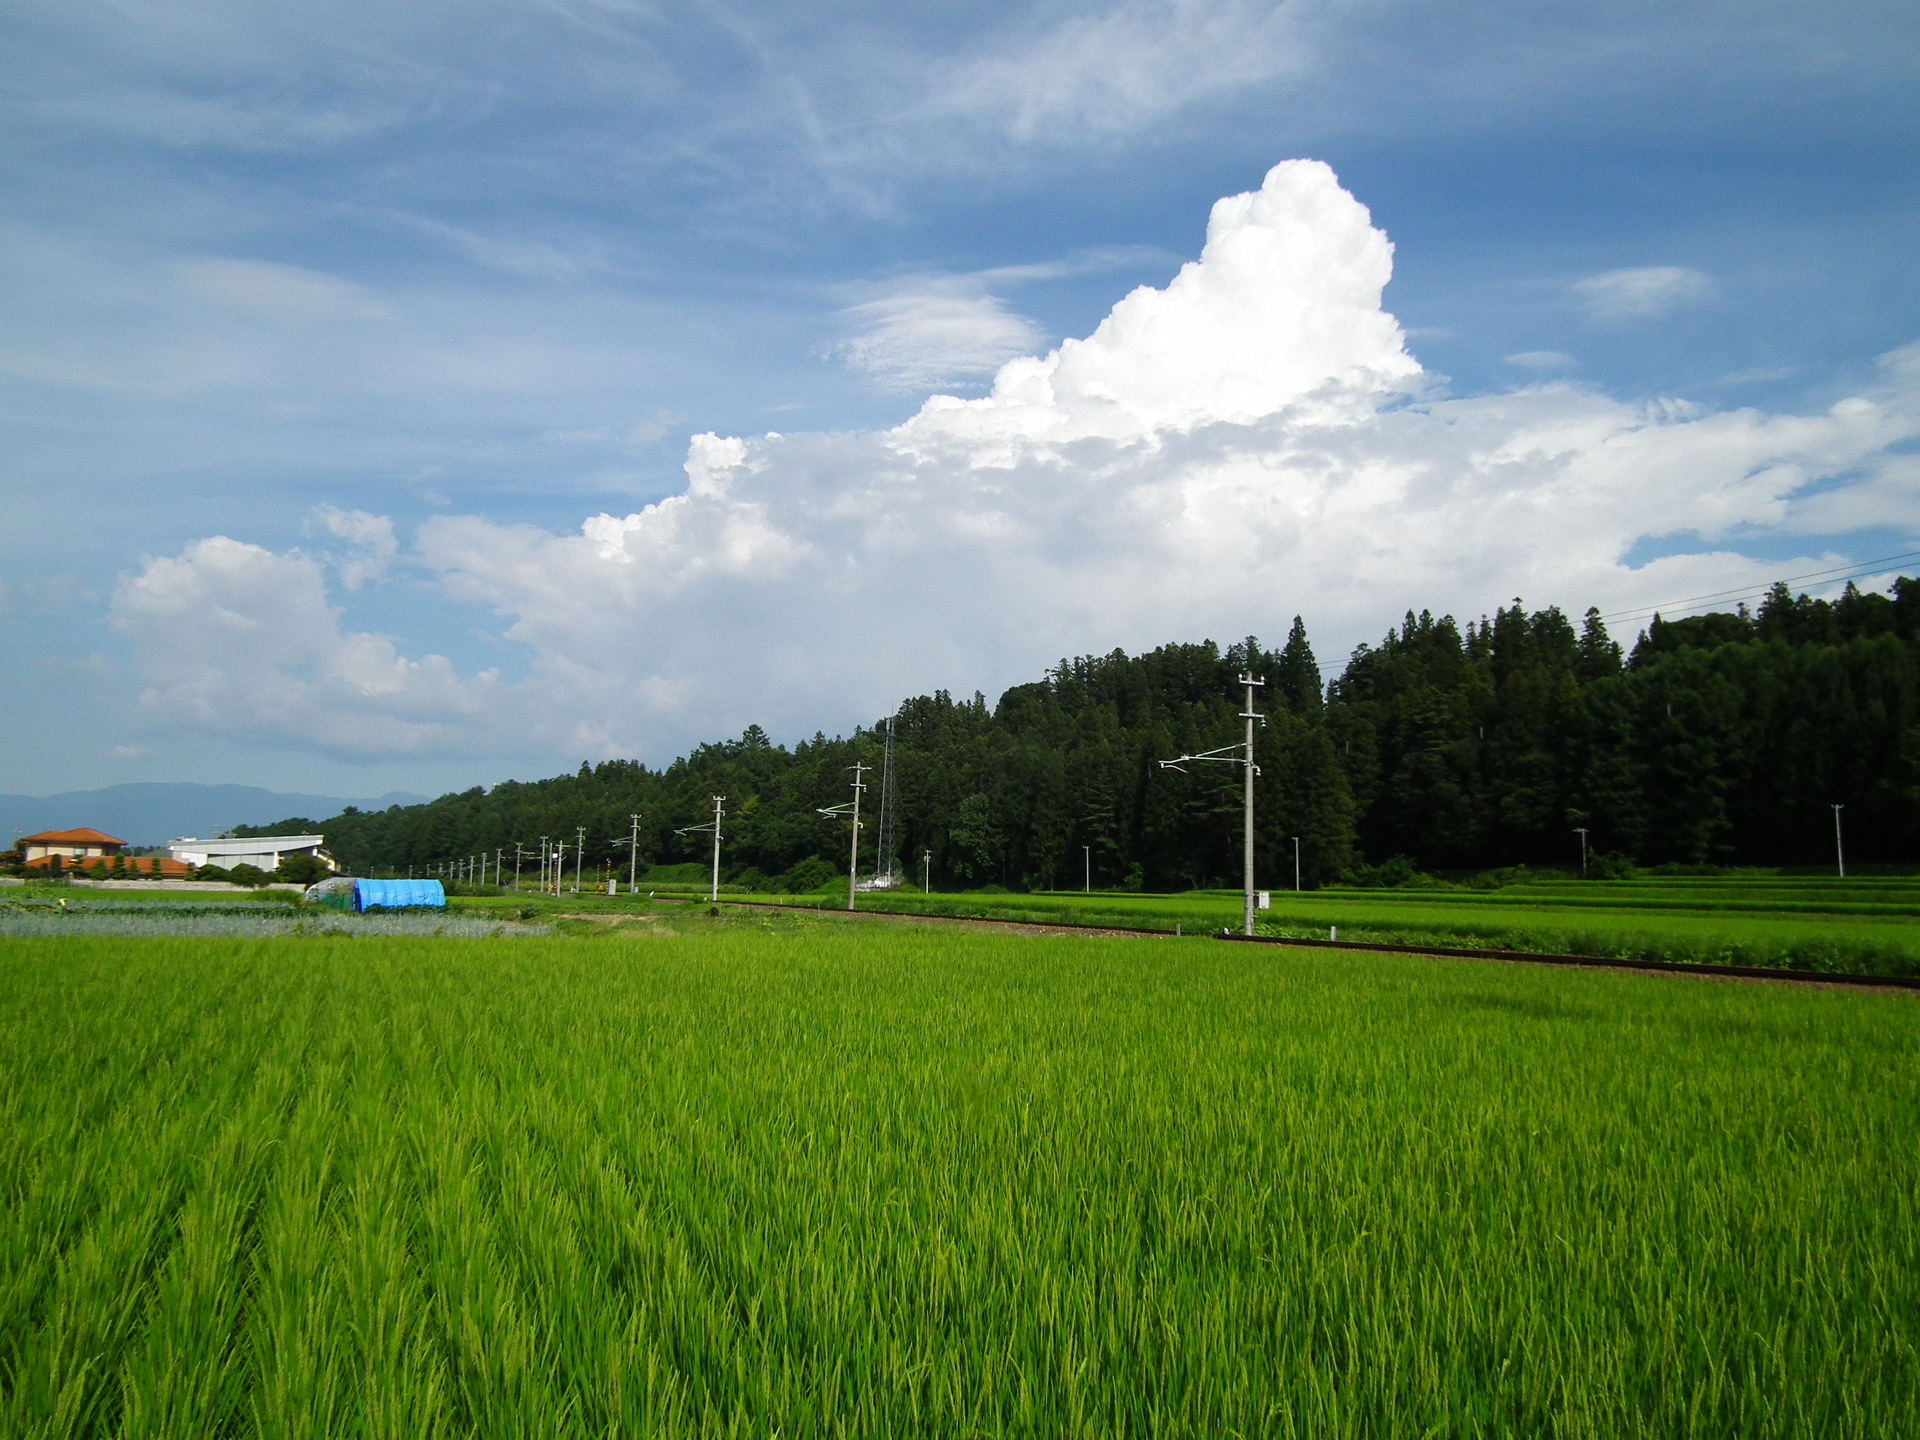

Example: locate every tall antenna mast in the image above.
[872,716,899,887]
[1159,669,1266,936]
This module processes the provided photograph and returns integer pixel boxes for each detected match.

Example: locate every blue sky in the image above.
[3,0,1917,798]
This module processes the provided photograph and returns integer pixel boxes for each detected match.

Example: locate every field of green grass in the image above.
[2,918,1916,1436]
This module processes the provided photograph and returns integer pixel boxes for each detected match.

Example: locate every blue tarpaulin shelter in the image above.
[352,878,445,912]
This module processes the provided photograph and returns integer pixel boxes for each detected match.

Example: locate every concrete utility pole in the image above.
[675,798,727,903]
[1293,836,1301,892]
[538,836,548,894]
[1084,845,1091,893]
[1574,827,1589,879]
[922,848,932,894]
[574,826,586,893]
[1241,673,1262,936]
[1833,804,1845,879]
[707,798,723,902]
[554,841,566,897]
[627,814,642,893]
[1160,670,1266,936]
[818,764,871,911]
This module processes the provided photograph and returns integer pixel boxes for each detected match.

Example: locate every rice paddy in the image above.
[730,874,1920,976]
[1,917,1915,1436]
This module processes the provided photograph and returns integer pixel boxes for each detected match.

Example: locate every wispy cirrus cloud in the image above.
[1574,265,1715,321]
[828,282,1046,392]
[826,246,1170,391]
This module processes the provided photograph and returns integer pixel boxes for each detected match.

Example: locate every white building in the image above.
[168,834,335,873]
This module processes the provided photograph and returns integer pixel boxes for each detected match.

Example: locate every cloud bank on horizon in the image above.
[112,161,1920,766]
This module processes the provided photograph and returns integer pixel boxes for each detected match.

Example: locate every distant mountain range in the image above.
[0,783,430,849]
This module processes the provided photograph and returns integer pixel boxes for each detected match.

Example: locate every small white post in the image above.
[1833,804,1845,879]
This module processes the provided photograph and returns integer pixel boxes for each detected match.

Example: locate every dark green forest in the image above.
[248,578,1920,888]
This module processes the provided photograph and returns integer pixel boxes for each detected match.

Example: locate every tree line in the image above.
[245,577,1920,887]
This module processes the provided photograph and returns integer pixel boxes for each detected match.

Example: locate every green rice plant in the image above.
[730,885,1920,975]
[0,931,1915,1436]
[1253,918,1920,976]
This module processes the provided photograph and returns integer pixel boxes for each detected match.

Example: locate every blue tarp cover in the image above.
[353,878,446,912]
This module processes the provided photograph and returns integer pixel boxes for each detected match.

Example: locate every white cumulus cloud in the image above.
[109,536,502,759]
[116,161,1920,766]
[307,504,398,590]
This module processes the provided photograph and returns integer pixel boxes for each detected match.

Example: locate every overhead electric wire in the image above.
[1596,548,1920,624]
[1303,546,1919,675]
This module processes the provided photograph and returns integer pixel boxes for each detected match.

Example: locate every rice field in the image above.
[1,920,1915,1436]
[729,876,1920,975]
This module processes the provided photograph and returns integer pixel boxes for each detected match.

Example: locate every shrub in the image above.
[192,865,230,883]
[225,864,271,888]
[273,853,331,886]
[1467,865,1553,890]
[1588,851,1638,881]
[771,857,837,893]
[1342,856,1430,888]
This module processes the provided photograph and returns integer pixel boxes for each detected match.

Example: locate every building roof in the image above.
[19,827,126,846]
[168,834,326,855]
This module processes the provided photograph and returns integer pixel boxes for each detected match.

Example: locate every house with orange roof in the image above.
[14,828,193,878]
[20,828,126,863]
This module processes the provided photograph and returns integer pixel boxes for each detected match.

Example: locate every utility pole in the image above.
[1574,827,1589,879]
[1293,836,1300,892]
[818,763,871,911]
[495,849,503,888]
[538,836,548,894]
[574,826,585,893]
[1160,671,1265,936]
[554,840,566,897]
[1833,804,1845,879]
[1084,844,1091,894]
[675,798,727,903]
[627,814,642,893]
[922,848,932,894]
[514,842,523,891]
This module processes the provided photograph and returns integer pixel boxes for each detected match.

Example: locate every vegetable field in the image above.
[2,922,1916,1436]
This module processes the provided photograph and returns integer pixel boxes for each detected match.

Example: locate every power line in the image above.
[1597,548,1920,624]
[1307,547,1920,675]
